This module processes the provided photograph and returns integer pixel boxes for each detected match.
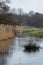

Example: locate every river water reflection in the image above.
[6,36,43,65]
[0,39,13,65]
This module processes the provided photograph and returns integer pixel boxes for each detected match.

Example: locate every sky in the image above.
[9,0,43,13]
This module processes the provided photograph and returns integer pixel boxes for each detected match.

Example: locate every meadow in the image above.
[21,27,43,38]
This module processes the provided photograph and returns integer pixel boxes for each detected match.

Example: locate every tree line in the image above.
[0,0,43,27]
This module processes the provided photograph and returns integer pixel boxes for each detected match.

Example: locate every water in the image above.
[6,36,43,65]
[0,39,13,65]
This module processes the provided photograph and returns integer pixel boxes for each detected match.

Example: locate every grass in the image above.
[21,28,43,38]
[0,24,15,40]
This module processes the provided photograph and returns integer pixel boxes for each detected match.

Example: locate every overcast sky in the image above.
[9,0,43,13]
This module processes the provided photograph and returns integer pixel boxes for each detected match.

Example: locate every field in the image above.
[16,26,43,38]
[22,28,43,38]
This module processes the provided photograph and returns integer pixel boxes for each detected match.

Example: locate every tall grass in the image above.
[0,24,15,40]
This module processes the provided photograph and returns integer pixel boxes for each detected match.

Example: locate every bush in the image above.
[24,43,40,52]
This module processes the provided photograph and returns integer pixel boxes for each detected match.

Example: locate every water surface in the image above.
[6,36,43,65]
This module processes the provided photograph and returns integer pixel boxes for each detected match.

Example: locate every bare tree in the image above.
[6,0,10,3]
[17,8,23,15]
[0,0,10,3]
[28,10,35,16]
[11,8,17,14]
[0,0,10,14]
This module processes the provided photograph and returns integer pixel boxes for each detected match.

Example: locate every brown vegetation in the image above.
[0,24,15,40]
[0,24,15,54]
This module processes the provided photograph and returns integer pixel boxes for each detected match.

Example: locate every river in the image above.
[5,36,43,65]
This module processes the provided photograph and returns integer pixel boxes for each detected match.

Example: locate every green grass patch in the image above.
[22,28,43,38]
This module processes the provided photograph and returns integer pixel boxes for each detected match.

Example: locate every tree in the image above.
[6,0,10,3]
[0,0,11,24]
[17,8,23,15]
[28,10,35,16]
[0,0,10,14]
[11,8,17,14]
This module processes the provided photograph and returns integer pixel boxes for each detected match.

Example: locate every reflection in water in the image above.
[0,54,6,65]
[0,39,13,65]
[6,37,43,65]
[0,39,14,53]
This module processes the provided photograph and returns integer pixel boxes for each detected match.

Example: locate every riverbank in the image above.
[0,24,15,54]
[0,25,43,54]
[20,27,43,38]
[14,26,43,38]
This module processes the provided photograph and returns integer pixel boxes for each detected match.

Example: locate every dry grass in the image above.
[0,24,15,40]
